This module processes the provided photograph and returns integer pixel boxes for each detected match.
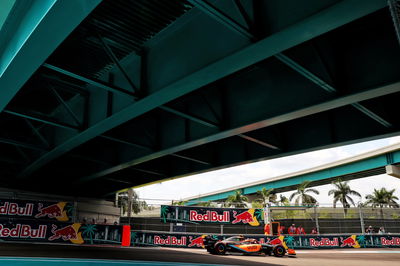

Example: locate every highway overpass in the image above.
[183,143,400,203]
[0,0,399,198]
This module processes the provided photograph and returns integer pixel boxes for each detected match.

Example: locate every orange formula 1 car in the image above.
[203,235,296,257]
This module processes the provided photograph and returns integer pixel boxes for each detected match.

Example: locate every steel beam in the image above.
[274,53,336,93]
[25,118,50,148]
[42,63,135,97]
[160,104,279,151]
[170,153,211,165]
[17,0,387,178]
[195,0,391,129]
[41,74,89,96]
[0,0,101,112]
[274,53,392,128]
[188,0,254,40]
[78,81,400,183]
[233,0,253,30]
[49,87,82,127]
[6,109,155,157]
[159,106,219,129]
[130,167,165,177]
[100,135,153,151]
[0,137,47,152]
[4,109,80,131]
[97,35,138,92]
[389,0,400,46]
[351,103,392,128]
[237,134,280,150]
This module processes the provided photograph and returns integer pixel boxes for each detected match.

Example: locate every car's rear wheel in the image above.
[214,243,226,255]
[273,245,286,257]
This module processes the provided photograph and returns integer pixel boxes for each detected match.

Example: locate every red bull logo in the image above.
[340,236,360,248]
[268,237,282,245]
[48,223,83,244]
[49,224,77,241]
[35,204,62,219]
[188,236,204,247]
[35,202,69,221]
[232,211,254,224]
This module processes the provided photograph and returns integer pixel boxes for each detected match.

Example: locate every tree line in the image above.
[196,179,399,216]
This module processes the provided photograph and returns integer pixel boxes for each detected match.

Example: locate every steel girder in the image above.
[1,0,399,198]
[17,0,387,180]
[0,0,102,111]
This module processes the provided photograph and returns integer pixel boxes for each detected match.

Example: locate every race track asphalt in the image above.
[0,242,277,266]
[1,243,400,266]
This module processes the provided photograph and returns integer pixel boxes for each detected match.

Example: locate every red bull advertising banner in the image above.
[0,199,74,222]
[0,220,123,245]
[160,205,264,226]
[132,231,400,249]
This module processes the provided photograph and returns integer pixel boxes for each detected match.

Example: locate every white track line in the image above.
[297,250,400,254]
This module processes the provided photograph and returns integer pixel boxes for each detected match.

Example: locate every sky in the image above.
[135,136,400,206]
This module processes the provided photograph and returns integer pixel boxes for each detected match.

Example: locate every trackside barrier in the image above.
[131,231,400,249]
[0,220,123,245]
[0,198,124,246]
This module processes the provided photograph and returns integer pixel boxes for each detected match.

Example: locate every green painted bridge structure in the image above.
[0,0,400,198]
[184,144,400,203]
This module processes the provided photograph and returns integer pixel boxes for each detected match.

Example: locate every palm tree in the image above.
[365,188,399,219]
[198,201,215,207]
[81,224,97,244]
[255,188,277,206]
[289,180,319,206]
[225,190,248,208]
[118,190,144,215]
[278,195,289,206]
[251,201,263,208]
[172,200,187,206]
[328,179,361,216]
[160,205,170,223]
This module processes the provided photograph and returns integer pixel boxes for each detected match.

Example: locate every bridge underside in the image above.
[0,0,400,198]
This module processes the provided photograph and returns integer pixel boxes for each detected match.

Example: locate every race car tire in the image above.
[214,243,226,255]
[262,247,272,256]
[207,248,216,254]
[273,245,286,257]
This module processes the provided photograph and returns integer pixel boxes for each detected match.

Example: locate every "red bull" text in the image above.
[154,236,187,246]
[0,202,33,216]
[189,210,230,222]
[0,224,46,238]
[310,238,339,247]
[381,237,400,246]
[232,211,254,224]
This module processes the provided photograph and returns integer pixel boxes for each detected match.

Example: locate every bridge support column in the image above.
[385,165,400,178]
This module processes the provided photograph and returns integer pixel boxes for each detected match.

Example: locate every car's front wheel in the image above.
[214,243,226,255]
[273,245,286,257]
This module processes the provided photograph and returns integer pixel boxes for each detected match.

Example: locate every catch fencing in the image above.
[126,205,400,235]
